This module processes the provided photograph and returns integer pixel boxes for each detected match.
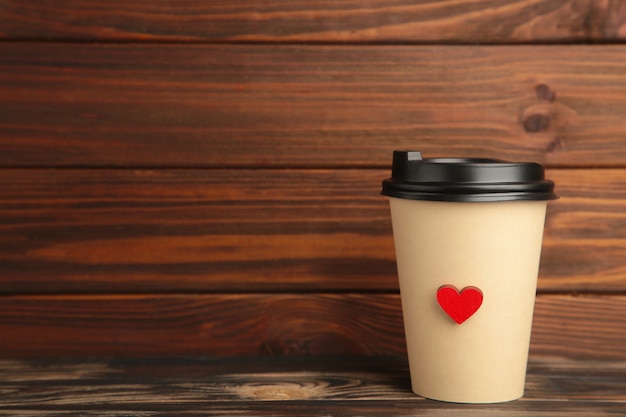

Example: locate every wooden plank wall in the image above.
[1,1,625,359]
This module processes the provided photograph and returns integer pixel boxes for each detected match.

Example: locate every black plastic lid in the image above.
[381,151,557,202]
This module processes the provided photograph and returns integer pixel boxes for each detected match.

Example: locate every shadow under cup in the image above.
[381,151,557,404]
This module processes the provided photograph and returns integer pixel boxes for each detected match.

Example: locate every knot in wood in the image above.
[523,113,551,133]
[235,381,319,400]
[536,84,556,102]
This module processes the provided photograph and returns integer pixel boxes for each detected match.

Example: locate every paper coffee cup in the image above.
[381,151,557,403]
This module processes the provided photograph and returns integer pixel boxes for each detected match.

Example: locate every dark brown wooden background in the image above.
[1,0,625,359]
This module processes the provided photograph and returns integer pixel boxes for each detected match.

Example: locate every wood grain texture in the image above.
[0,169,623,293]
[3,44,626,168]
[0,0,625,43]
[0,294,623,359]
[541,169,626,291]
[1,404,624,417]
[0,357,624,415]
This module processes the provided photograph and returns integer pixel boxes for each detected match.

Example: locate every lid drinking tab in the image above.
[407,151,423,161]
[381,151,557,202]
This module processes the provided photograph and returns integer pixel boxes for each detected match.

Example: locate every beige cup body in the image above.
[388,197,548,403]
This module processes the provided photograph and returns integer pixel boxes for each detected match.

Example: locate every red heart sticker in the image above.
[436,285,483,325]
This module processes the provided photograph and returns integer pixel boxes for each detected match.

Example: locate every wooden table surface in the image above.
[0,356,623,416]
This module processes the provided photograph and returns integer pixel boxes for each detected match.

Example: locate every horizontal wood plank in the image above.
[0,0,624,43]
[541,169,626,291]
[0,169,624,293]
[0,357,623,415]
[3,44,626,168]
[0,294,623,359]
[0,401,624,416]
